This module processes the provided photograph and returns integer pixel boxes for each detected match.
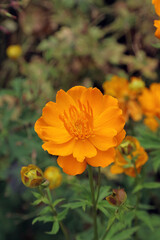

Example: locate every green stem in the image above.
[96,167,101,205]
[101,216,116,240]
[45,188,69,240]
[88,165,98,240]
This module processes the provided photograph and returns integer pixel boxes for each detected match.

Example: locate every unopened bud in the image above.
[106,188,127,206]
[21,164,44,188]
[44,166,62,190]
[6,44,22,59]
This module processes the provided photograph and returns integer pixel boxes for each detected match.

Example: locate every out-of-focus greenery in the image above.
[1,0,160,239]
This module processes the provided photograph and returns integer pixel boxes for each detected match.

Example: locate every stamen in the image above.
[59,101,93,139]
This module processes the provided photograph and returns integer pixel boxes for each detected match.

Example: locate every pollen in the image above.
[59,100,93,139]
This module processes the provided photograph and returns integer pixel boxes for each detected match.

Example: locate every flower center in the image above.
[118,140,136,156]
[60,100,93,139]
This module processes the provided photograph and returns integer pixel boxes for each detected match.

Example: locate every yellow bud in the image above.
[6,44,22,59]
[21,164,44,188]
[129,77,145,92]
[44,166,62,190]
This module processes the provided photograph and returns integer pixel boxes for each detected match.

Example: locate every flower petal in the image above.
[110,165,124,174]
[94,107,125,133]
[73,139,97,162]
[81,88,104,117]
[67,86,87,104]
[89,135,117,151]
[56,89,76,112]
[103,95,119,108]
[42,138,75,156]
[86,148,115,167]
[37,126,72,143]
[42,101,63,127]
[57,155,87,175]
[115,129,126,146]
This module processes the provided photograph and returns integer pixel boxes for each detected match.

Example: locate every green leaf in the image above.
[150,150,160,172]
[98,186,111,201]
[136,211,154,231]
[108,226,139,240]
[151,43,160,48]
[41,197,50,204]
[52,198,65,208]
[106,222,126,239]
[32,191,41,199]
[133,182,160,193]
[32,215,54,225]
[97,205,110,217]
[62,200,91,210]
[57,208,68,221]
[32,199,43,206]
[39,206,51,216]
[46,221,59,235]
[106,215,116,231]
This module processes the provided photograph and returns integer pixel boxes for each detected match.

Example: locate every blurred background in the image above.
[0,0,160,239]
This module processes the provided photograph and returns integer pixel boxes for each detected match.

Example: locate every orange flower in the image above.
[144,117,159,132]
[44,166,62,190]
[103,76,143,122]
[35,86,125,175]
[21,164,44,188]
[152,1,160,39]
[152,0,160,17]
[154,20,160,39]
[110,136,148,177]
[138,83,160,119]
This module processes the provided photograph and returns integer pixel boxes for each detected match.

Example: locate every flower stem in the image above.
[88,165,98,240]
[100,216,116,240]
[96,167,101,205]
[45,188,69,240]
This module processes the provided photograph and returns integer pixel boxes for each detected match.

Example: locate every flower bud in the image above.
[129,77,145,92]
[106,188,127,206]
[118,139,136,156]
[6,44,22,59]
[44,166,62,190]
[21,164,44,188]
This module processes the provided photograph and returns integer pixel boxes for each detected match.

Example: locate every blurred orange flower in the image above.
[103,76,144,122]
[152,0,160,39]
[154,20,160,39]
[138,83,160,119]
[152,0,160,17]
[21,164,44,188]
[110,136,148,177]
[144,116,159,132]
[35,86,125,175]
[44,166,62,190]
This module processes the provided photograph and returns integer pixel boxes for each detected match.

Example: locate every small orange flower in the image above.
[44,166,62,190]
[138,83,160,119]
[152,0,160,17]
[103,76,144,122]
[35,86,125,175]
[144,117,159,132]
[6,44,22,59]
[110,136,148,177]
[154,20,160,39]
[21,164,44,188]
[152,0,160,39]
